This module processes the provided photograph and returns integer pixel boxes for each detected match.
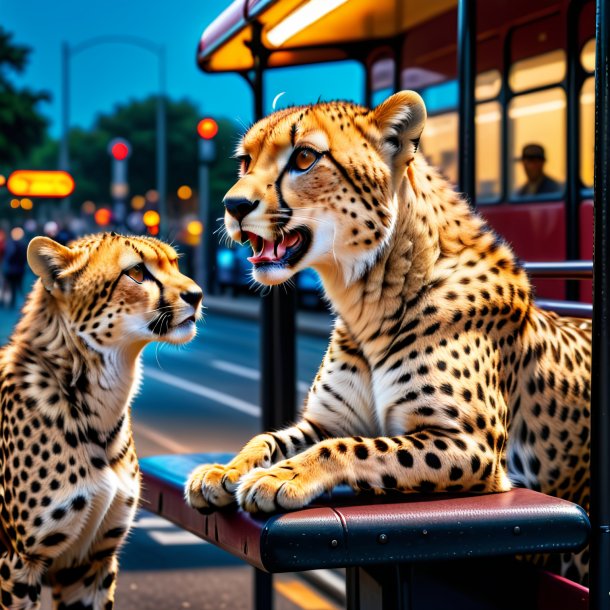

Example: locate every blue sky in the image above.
[4,0,363,138]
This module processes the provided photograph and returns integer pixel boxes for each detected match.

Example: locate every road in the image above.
[0,295,339,610]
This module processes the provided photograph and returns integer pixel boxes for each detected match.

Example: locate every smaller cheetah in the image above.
[0,232,202,610]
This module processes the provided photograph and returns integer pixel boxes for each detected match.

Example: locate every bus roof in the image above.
[197,0,456,73]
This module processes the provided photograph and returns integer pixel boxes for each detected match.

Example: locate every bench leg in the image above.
[254,568,273,610]
[346,564,410,610]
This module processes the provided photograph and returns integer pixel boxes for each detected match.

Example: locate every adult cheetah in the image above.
[186,91,591,582]
[1,232,202,609]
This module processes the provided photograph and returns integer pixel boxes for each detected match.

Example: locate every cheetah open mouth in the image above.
[245,227,311,268]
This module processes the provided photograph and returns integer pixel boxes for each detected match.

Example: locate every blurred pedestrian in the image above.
[3,228,27,309]
[515,143,562,196]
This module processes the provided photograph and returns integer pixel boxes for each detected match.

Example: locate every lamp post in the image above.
[60,36,167,234]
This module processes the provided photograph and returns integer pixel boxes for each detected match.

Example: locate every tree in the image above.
[0,28,49,167]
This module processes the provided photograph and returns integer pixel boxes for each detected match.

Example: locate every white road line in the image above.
[133,516,174,529]
[144,367,261,418]
[148,530,208,546]
[211,360,312,394]
[133,421,195,454]
[148,530,207,546]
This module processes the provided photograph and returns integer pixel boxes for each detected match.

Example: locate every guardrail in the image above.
[524,261,593,279]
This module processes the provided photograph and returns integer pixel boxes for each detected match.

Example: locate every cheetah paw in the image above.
[236,467,325,513]
[185,463,241,510]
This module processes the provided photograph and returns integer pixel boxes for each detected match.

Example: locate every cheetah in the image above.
[0,232,202,609]
[186,91,591,583]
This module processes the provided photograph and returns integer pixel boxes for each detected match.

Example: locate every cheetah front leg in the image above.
[186,322,375,510]
[49,554,118,610]
[0,553,44,610]
[186,418,330,509]
[236,431,511,512]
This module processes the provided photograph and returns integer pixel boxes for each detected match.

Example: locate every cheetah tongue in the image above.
[247,232,300,263]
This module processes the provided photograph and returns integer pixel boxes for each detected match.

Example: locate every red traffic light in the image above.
[197,118,218,140]
[108,138,131,161]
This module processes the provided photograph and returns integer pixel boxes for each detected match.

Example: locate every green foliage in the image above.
[0,28,50,166]
[18,96,241,225]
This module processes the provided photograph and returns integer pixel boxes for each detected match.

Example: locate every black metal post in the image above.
[590,0,610,607]
[566,1,583,301]
[457,0,477,207]
[246,21,296,610]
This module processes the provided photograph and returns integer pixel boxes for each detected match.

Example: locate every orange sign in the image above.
[7,170,75,198]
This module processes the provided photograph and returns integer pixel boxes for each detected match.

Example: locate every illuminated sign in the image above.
[7,170,75,198]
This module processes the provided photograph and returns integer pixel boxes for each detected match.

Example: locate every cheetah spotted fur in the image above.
[186,91,591,583]
[1,232,202,609]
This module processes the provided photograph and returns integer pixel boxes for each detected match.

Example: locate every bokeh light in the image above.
[20,198,33,210]
[143,210,160,227]
[177,185,193,200]
[0,175,6,187]
[10,227,24,240]
[10,199,19,208]
[186,220,203,236]
[94,208,113,226]
[131,195,146,210]
[82,200,96,214]
[146,189,159,203]
[44,221,59,237]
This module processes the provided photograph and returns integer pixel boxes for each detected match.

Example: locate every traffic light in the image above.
[197,118,218,140]
[110,140,130,161]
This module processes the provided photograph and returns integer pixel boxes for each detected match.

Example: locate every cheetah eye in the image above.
[126,264,145,284]
[290,148,320,173]
[238,155,251,175]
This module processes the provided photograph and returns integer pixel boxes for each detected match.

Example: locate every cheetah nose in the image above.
[224,197,259,223]
[180,290,203,309]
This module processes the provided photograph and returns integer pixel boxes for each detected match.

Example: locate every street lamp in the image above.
[60,36,167,233]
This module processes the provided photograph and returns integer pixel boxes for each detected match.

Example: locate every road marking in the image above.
[144,367,261,417]
[211,359,312,394]
[148,530,208,546]
[133,421,195,453]
[133,516,174,529]
[274,579,338,610]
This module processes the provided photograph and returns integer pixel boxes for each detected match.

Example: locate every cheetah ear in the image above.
[373,90,427,171]
[27,237,76,292]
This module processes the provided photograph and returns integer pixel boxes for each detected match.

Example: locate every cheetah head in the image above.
[223,91,426,286]
[27,232,203,352]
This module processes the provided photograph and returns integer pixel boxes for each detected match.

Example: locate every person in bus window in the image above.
[516,143,562,197]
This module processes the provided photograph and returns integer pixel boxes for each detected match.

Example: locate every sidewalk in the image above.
[203,294,333,338]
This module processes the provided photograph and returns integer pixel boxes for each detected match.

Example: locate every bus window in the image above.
[581,38,595,73]
[372,87,394,107]
[420,112,458,185]
[476,101,502,201]
[580,76,594,189]
[371,57,394,106]
[508,88,566,198]
[263,61,364,113]
[509,50,566,93]
[475,70,501,102]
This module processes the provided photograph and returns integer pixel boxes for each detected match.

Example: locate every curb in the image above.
[203,295,333,339]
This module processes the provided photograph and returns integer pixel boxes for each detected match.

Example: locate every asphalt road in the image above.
[0,295,339,610]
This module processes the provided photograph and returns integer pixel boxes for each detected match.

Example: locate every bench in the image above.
[140,452,590,610]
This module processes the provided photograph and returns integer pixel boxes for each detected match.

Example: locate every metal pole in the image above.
[197,158,209,290]
[457,0,476,207]
[60,43,71,215]
[157,46,168,237]
[565,1,582,301]
[590,0,610,606]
